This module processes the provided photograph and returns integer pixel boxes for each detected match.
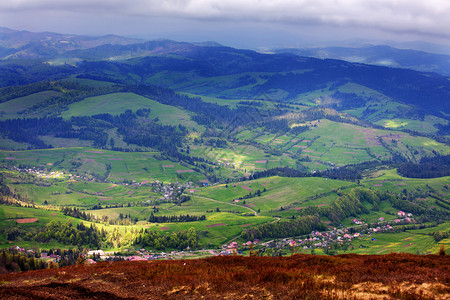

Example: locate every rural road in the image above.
[186,194,258,216]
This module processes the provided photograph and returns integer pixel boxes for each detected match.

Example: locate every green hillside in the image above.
[61,92,202,130]
[0,91,62,120]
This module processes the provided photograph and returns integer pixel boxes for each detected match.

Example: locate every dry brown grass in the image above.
[0,254,448,299]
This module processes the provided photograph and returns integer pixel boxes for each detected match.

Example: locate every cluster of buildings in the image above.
[217,211,415,254]
[3,165,63,179]
[146,180,200,202]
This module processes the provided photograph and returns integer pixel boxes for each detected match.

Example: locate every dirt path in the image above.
[225,234,242,245]
[188,194,258,216]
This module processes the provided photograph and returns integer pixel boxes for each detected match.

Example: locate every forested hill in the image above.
[1,36,450,120]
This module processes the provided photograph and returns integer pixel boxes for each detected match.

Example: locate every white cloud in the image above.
[1,0,449,39]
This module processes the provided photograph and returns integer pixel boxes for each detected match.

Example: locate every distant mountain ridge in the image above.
[2,26,450,78]
[274,45,450,76]
[0,27,142,59]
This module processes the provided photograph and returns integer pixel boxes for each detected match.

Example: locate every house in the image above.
[88,250,105,259]
[128,256,146,261]
[49,254,60,261]
[397,211,406,217]
[228,248,238,254]
[228,241,239,249]
[85,259,96,264]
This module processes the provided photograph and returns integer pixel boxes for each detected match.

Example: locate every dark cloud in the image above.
[1,0,449,48]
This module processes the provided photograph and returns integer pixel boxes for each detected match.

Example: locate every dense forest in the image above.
[135,227,199,250]
[2,220,106,249]
[397,155,450,178]
[0,109,187,151]
[0,248,48,273]
[249,167,307,180]
[242,215,326,240]
[147,213,206,223]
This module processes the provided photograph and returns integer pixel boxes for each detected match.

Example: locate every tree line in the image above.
[3,220,106,249]
[397,154,450,178]
[147,213,206,223]
[242,215,326,240]
[61,207,96,222]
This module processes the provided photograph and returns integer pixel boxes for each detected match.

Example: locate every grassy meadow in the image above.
[61,92,203,130]
[198,176,355,213]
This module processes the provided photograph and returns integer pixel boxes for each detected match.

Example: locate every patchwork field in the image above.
[232,119,450,170]
[337,223,450,255]
[361,169,450,194]
[0,148,206,183]
[198,176,355,212]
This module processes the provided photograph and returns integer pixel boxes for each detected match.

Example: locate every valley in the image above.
[0,28,449,270]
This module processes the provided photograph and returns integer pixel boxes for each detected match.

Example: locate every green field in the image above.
[361,169,450,195]
[0,205,85,248]
[231,119,450,169]
[338,223,450,255]
[198,176,355,212]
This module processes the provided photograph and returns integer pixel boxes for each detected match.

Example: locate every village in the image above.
[8,210,416,266]
[1,163,202,204]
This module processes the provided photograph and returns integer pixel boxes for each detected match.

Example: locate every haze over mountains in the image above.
[0,27,142,59]
[2,27,450,77]
[275,45,450,76]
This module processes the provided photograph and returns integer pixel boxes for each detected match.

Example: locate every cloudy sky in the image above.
[1,0,449,51]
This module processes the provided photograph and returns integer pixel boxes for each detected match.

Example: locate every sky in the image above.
[1,0,450,52]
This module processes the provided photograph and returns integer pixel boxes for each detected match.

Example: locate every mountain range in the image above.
[0,27,141,60]
[1,27,449,127]
[274,45,450,76]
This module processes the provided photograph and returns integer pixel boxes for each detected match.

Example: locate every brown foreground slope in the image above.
[0,254,449,299]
